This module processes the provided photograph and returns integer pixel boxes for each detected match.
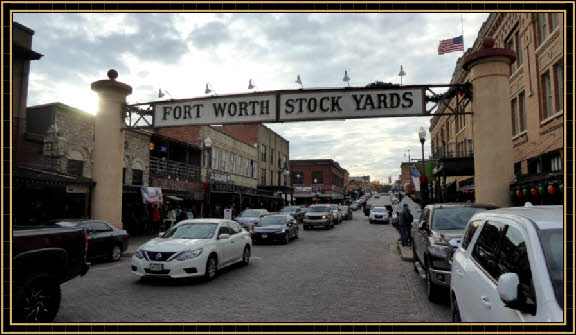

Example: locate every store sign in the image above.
[152,88,425,127]
[66,185,89,193]
[141,186,163,204]
[210,171,231,183]
[294,186,312,192]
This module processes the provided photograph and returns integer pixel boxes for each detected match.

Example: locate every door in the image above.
[459,220,505,321]
[216,223,234,265]
[81,221,97,259]
[227,221,245,261]
[91,221,115,258]
[415,208,430,263]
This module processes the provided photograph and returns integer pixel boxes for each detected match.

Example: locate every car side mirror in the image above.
[218,233,230,240]
[158,232,165,237]
[498,273,519,304]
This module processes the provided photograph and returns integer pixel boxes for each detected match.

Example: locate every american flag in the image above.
[438,35,464,55]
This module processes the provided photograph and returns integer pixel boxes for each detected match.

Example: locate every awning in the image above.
[167,195,184,201]
[460,184,475,191]
[14,167,94,186]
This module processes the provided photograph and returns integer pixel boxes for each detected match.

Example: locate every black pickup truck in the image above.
[12,225,90,322]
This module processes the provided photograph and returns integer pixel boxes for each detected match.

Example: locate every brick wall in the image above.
[124,130,151,186]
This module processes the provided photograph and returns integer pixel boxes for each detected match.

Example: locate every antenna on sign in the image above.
[295,75,303,89]
[158,89,172,99]
[343,70,351,87]
[398,65,406,86]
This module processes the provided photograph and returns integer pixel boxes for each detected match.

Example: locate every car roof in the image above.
[263,213,291,217]
[427,203,499,209]
[175,219,227,226]
[469,205,563,230]
[372,206,386,209]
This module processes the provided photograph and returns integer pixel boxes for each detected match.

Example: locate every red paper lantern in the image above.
[548,185,556,195]
[202,182,209,189]
[516,190,522,198]
[530,188,538,197]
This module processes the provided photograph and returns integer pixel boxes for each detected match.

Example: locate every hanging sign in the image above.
[141,186,163,204]
[152,87,426,127]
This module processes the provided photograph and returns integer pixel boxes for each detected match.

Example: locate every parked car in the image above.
[350,202,360,211]
[340,205,353,220]
[52,219,130,262]
[280,206,305,223]
[13,225,90,322]
[132,219,251,280]
[363,203,372,216]
[412,203,498,302]
[369,206,389,224]
[375,194,380,199]
[252,214,299,244]
[234,209,269,233]
[450,205,563,323]
[328,204,342,224]
[303,204,334,230]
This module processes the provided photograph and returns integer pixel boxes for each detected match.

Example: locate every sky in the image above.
[14,12,489,183]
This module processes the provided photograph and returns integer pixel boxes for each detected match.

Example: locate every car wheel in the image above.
[451,295,462,322]
[425,264,441,302]
[13,273,61,322]
[110,244,122,262]
[294,230,299,239]
[412,244,419,273]
[241,246,250,266]
[282,233,290,244]
[204,255,218,281]
[303,225,309,230]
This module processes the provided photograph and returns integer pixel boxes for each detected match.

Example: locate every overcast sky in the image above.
[14,12,489,183]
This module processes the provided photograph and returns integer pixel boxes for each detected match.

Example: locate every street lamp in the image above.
[203,137,213,218]
[418,127,427,206]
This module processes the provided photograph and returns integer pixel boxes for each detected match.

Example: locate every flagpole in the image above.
[461,13,465,51]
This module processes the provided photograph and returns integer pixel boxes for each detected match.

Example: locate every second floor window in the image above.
[511,91,526,135]
[261,144,267,161]
[67,159,84,176]
[553,59,564,114]
[541,71,553,120]
[261,168,267,185]
[292,172,304,184]
[312,171,323,184]
[506,27,523,73]
[221,151,228,171]
[132,169,143,185]
[270,149,274,165]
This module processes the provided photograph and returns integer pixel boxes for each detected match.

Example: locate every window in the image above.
[270,170,274,185]
[461,220,482,250]
[528,157,542,174]
[211,147,219,170]
[93,221,113,233]
[541,71,553,119]
[237,156,243,175]
[506,28,523,73]
[221,151,228,171]
[252,161,257,178]
[519,92,526,132]
[261,144,267,161]
[132,169,143,185]
[245,159,250,176]
[511,97,518,135]
[270,148,274,164]
[293,172,304,184]
[544,151,563,172]
[67,159,84,176]
[218,223,232,236]
[553,60,564,114]
[514,162,522,178]
[312,171,323,184]
[472,221,504,279]
[538,13,549,45]
[511,91,526,135]
[230,154,235,174]
[497,225,536,314]
[550,13,560,30]
[228,222,242,234]
[261,168,267,185]
[122,168,127,184]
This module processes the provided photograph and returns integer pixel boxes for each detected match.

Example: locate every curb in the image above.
[397,241,414,262]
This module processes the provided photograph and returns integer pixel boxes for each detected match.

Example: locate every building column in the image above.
[463,38,516,207]
[90,70,132,228]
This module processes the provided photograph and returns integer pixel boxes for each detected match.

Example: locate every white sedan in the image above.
[131,219,252,280]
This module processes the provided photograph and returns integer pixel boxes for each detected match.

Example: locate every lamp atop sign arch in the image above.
[295,75,303,89]
[343,70,350,87]
[204,137,213,148]
[205,83,217,95]
[248,79,258,91]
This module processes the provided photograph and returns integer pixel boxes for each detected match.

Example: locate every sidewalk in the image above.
[124,234,158,257]
[397,241,413,262]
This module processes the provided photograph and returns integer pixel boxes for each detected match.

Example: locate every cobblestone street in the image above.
[55,200,451,323]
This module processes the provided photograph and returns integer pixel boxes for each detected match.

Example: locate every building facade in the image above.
[290,159,348,204]
[430,12,564,204]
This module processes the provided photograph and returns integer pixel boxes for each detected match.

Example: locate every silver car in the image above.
[234,209,269,233]
[328,204,342,224]
[303,205,334,230]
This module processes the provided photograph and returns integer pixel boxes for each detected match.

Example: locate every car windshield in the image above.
[372,207,386,212]
[281,207,298,212]
[162,222,218,239]
[239,210,261,218]
[432,207,490,230]
[538,228,563,309]
[340,206,348,211]
[309,206,329,212]
[329,205,338,210]
[259,216,287,226]
[52,220,83,227]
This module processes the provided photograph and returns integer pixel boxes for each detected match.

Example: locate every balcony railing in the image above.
[433,149,474,159]
[149,156,200,182]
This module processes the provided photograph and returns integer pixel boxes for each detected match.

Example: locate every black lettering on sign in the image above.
[260,100,270,115]
[173,106,182,119]
[295,98,305,113]
[320,97,330,112]
[390,93,401,108]
[352,95,365,110]
[228,102,238,116]
[249,101,258,115]
[307,98,317,113]
[213,103,226,117]
[239,102,248,116]
[364,95,375,110]
[183,105,192,119]
[331,96,343,111]
[377,94,388,109]
[194,104,203,118]
[162,106,172,120]
[285,99,295,114]
[402,92,414,108]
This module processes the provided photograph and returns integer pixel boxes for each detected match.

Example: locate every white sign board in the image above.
[151,88,426,127]
[279,89,424,121]
[224,208,232,220]
[155,95,277,127]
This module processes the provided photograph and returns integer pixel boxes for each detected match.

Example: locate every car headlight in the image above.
[428,244,451,258]
[134,249,144,259]
[170,248,204,261]
[322,215,327,219]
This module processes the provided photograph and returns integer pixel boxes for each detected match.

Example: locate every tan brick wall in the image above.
[124,130,151,186]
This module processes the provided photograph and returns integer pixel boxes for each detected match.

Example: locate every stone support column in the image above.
[463,39,516,207]
[90,70,132,228]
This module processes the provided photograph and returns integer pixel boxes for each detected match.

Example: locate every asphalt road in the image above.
[54,196,451,323]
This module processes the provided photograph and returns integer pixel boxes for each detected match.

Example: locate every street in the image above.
[54,198,450,323]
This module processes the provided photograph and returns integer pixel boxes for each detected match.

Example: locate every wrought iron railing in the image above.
[433,149,474,159]
[149,156,200,181]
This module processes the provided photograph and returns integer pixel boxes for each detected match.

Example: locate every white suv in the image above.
[369,206,389,224]
[450,205,563,322]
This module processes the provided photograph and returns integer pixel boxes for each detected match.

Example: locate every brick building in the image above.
[430,12,564,204]
[290,159,348,204]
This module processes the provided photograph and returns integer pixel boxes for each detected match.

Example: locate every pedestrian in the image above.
[398,204,413,247]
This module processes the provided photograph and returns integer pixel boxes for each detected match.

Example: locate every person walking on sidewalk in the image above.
[398,204,413,247]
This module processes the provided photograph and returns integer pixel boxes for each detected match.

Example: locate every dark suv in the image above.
[411,203,498,301]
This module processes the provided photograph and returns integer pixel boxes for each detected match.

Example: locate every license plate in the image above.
[150,263,163,271]
[261,234,268,238]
